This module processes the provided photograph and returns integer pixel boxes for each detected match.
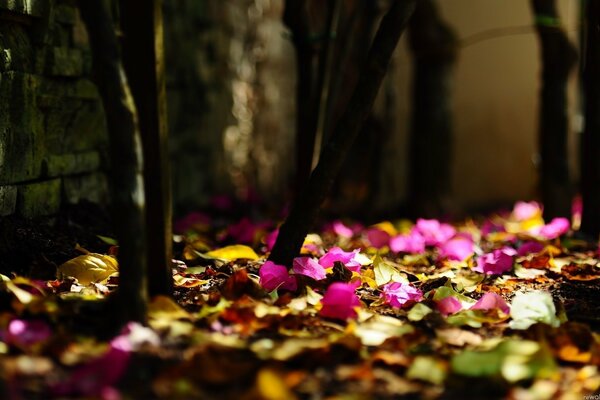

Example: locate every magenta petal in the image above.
[474,247,516,275]
[319,247,355,268]
[320,282,361,320]
[173,211,211,234]
[381,282,423,308]
[227,217,259,244]
[293,257,327,280]
[6,319,51,349]
[437,297,462,315]
[415,219,456,246]
[539,217,570,240]
[51,344,130,397]
[390,232,425,254]
[265,229,279,251]
[517,241,544,256]
[332,221,354,238]
[470,292,510,314]
[438,235,474,261]
[366,228,391,248]
[259,261,297,291]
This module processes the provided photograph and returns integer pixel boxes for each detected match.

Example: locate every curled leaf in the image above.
[57,254,118,285]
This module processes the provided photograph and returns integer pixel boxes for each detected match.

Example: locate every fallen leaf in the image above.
[57,254,118,285]
[205,245,259,261]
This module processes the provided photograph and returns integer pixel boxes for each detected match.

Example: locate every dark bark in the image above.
[284,0,322,192]
[407,0,457,219]
[531,0,577,219]
[269,0,416,266]
[119,0,173,297]
[78,0,147,323]
[581,0,600,238]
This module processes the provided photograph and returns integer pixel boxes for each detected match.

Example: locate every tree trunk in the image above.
[119,0,173,297]
[580,0,600,239]
[284,0,322,192]
[407,0,457,219]
[78,0,147,323]
[269,0,416,267]
[531,0,577,220]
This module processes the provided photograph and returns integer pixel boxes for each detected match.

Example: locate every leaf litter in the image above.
[1,201,600,399]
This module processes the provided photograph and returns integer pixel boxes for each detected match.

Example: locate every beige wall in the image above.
[390,0,580,211]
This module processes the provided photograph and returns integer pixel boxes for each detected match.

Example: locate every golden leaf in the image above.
[205,245,259,261]
[57,254,118,285]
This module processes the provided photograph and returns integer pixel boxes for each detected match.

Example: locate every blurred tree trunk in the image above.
[581,0,600,239]
[78,0,147,323]
[284,0,329,192]
[120,0,173,297]
[407,0,457,219]
[531,0,577,219]
[269,0,416,267]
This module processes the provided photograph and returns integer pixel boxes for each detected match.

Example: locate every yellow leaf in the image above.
[205,245,259,261]
[148,295,191,320]
[57,254,118,285]
[256,368,296,400]
[371,221,397,236]
[173,274,210,288]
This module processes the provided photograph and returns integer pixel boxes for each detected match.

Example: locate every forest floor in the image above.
[1,201,600,399]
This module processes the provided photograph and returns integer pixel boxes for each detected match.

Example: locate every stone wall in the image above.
[0,0,108,219]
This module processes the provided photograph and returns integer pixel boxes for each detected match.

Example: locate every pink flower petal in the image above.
[51,341,130,397]
[264,229,279,252]
[332,221,354,238]
[517,241,544,256]
[481,219,505,237]
[227,218,257,244]
[259,261,297,291]
[539,217,570,240]
[293,257,327,280]
[173,211,211,234]
[470,292,510,314]
[512,201,542,221]
[415,219,456,246]
[390,232,425,254]
[381,282,423,308]
[474,247,516,275]
[319,247,354,267]
[366,228,391,249]
[437,296,462,315]
[6,319,51,349]
[438,235,474,261]
[318,247,362,272]
[319,282,361,320]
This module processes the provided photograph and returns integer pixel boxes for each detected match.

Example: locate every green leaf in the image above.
[446,309,507,328]
[407,303,433,321]
[407,356,447,385]
[431,283,476,308]
[451,339,557,382]
[97,235,118,245]
[373,255,405,286]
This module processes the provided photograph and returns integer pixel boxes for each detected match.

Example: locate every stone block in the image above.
[0,22,34,73]
[0,72,45,184]
[46,151,100,177]
[63,172,108,205]
[0,0,46,17]
[45,47,83,77]
[54,4,75,25]
[0,185,17,215]
[17,179,61,217]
